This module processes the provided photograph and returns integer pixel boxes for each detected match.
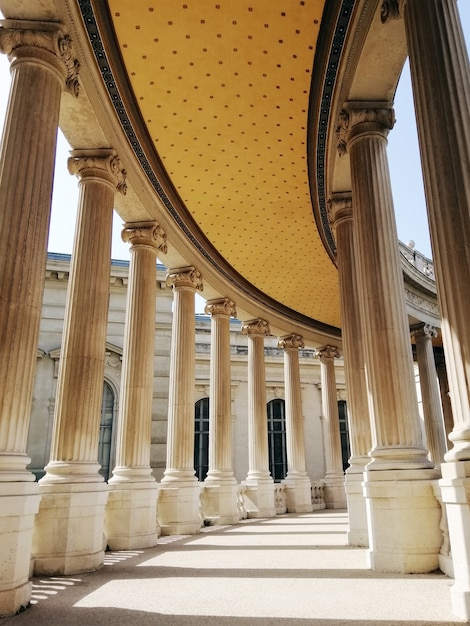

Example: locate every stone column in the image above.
[382,0,470,615]
[341,103,440,573]
[33,150,126,575]
[106,222,167,549]
[411,323,447,465]
[158,267,203,535]
[201,298,239,525]
[0,21,79,615]
[315,346,346,509]
[241,319,276,518]
[278,334,313,513]
[328,194,372,545]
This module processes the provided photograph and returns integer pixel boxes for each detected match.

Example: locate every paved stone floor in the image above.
[1,510,465,625]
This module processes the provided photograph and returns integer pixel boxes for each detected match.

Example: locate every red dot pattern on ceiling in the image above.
[109,0,340,327]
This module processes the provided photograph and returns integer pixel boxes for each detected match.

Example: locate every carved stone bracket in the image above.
[278,333,305,351]
[0,20,80,96]
[167,266,204,292]
[241,318,271,337]
[205,297,237,318]
[68,151,127,195]
[122,221,168,254]
[314,345,341,361]
[337,106,395,155]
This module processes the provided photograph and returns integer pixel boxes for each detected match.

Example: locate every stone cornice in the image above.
[241,318,271,338]
[121,222,167,254]
[166,266,204,292]
[278,334,305,350]
[204,298,237,319]
[67,151,127,195]
[0,19,80,96]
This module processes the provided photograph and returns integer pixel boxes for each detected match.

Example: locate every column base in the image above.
[105,481,159,550]
[363,468,441,573]
[439,460,470,621]
[0,482,41,616]
[323,474,347,509]
[242,475,276,518]
[32,482,108,575]
[201,479,240,525]
[345,470,369,547]
[157,481,202,535]
[282,475,314,513]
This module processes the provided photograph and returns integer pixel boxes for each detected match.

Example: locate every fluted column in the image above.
[382,0,470,614]
[241,319,276,518]
[0,21,79,615]
[106,222,167,549]
[157,267,203,535]
[411,323,447,465]
[202,298,239,524]
[341,103,440,573]
[279,334,313,513]
[33,150,126,575]
[315,346,346,509]
[328,194,372,544]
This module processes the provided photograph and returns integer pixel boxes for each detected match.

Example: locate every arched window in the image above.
[98,381,115,481]
[267,398,287,482]
[338,400,351,472]
[194,397,209,481]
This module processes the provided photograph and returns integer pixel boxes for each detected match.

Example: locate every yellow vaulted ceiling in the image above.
[107,0,340,328]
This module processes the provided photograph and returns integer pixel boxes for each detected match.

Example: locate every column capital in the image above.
[0,19,80,96]
[121,221,167,254]
[327,194,353,234]
[68,150,127,195]
[337,105,395,156]
[167,266,203,291]
[278,334,305,350]
[204,297,237,318]
[410,322,438,340]
[314,345,340,361]
[380,0,406,23]
[241,318,270,337]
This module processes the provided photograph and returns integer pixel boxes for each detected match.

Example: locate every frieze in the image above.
[405,287,440,317]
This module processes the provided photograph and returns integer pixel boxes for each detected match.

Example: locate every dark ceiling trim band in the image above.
[76,0,341,337]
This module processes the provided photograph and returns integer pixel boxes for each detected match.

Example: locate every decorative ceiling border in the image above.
[76,0,341,338]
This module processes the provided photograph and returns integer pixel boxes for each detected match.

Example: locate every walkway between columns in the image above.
[0,511,460,625]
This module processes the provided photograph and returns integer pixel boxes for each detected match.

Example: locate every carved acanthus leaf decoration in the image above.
[278,334,305,350]
[167,266,204,292]
[241,318,271,337]
[122,222,168,253]
[314,345,340,360]
[205,298,237,318]
[68,153,127,195]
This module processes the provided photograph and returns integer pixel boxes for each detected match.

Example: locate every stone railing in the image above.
[399,241,435,280]
[311,480,326,510]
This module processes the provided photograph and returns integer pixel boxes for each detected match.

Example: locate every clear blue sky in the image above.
[0,5,469,261]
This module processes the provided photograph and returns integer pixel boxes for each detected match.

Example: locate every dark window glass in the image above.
[267,398,287,481]
[194,397,209,481]
[98,381,115,481]
[338,400,351,472]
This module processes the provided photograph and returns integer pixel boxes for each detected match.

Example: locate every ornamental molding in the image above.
[167,266,204,292]
[68,151,127,195]
[205,297,237,319]
[337,106,395,155]
[327,195,353,232]
[405,286,440,317]
[314,345,340,360]
[122,222,167,254]
[241,318,271,337]
[410,322,438,340]
[0,20,80,96]
[278,334,305,350]
[381,0,405,23]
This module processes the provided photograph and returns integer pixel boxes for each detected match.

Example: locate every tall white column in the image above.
[241,319,276,518]
[279,334,313,513]
[341,103,440,573]
[328,194,372,545]
[383,0,470,615]
[106,222,167,549]
[33,150,126,575]
[158,267,203,535]
[315,346,346,509]
[0,21,79,614]
[411,323,447,465]
[202,298,239,525]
